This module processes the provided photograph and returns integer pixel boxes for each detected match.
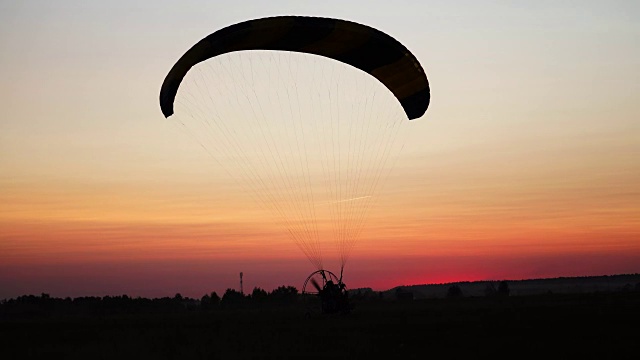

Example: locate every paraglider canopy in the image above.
[158,15,431,279]
[160,16,430,120]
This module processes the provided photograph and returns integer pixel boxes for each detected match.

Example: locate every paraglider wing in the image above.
[159,16,430,120]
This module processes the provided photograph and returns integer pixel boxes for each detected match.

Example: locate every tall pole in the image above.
[240,272,243,295]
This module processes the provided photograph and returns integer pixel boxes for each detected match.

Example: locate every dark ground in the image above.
[2,291,639,359]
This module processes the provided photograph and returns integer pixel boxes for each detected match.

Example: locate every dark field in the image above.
[2,291,639,359]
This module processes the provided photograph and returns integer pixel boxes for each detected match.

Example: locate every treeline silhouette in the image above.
[5,277,639,321]
[0,284,397,321]
[0,285,317,320]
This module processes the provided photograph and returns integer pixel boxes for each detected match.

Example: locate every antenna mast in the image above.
[240,272,243,295]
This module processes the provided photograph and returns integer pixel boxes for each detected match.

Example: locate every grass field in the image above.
[3,291,638,359]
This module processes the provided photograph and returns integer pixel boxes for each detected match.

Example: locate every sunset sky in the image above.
[1,1,639,300]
